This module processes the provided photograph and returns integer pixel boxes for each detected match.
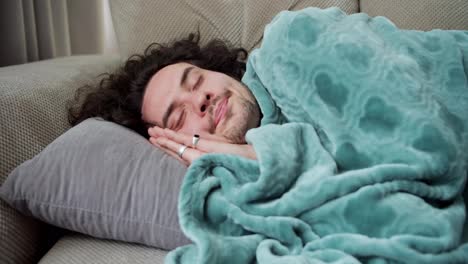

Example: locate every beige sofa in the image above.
[1,0,467,263]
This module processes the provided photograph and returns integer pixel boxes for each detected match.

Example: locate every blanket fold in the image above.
[166,7,468,263]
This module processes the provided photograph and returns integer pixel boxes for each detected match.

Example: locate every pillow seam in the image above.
[5,197,183,232]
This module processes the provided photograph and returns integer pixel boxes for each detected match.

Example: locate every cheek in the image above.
[179,115,210,135]
[197,131,230,143]
[178,119,228,142]
[208,75,231,91]
[179,124,200,135]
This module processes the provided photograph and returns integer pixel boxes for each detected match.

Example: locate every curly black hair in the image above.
[67,33,248,138]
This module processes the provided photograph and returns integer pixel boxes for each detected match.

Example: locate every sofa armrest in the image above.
[0,54,121,264]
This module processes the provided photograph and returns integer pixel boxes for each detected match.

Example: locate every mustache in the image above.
[207,90,232,133]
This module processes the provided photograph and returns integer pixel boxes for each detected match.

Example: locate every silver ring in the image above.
[177,145,188,158]
[192,134,200,149]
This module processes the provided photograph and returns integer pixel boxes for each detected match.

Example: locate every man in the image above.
[68,33,261,166]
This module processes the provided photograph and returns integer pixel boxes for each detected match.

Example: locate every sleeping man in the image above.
[141,60,262,165]
[69,7,468,264]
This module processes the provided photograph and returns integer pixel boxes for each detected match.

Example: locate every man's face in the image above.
[141,62,261,144]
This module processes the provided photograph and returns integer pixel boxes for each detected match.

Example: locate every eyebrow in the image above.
[180,66,194,87]
[162,66,194,128]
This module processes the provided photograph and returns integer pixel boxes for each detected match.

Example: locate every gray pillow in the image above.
[0,118,190,250]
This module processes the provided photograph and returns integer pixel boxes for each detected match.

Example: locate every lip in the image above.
[214,97,228,127]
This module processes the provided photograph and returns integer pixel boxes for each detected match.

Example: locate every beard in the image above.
[222,95,260,144]
[206,87,260,144]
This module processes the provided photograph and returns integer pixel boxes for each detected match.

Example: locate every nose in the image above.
[192,92,212,116]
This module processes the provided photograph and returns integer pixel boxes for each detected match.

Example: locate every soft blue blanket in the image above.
[166,8,468,263]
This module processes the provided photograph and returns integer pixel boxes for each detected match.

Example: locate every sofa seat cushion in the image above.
[38,234,167,264]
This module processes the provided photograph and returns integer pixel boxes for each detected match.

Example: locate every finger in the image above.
[161,128,214,150]
[162,129,234,154]
[159,128,192,145]
[148,126,165,138]
[160,129,254,159]
[180,146,205,164]
[155,136,185,153]
[150,127,199,146]
[155,137,205,165]
[150,137,187,165]
[184,136,255,159]
[149,137,189,166]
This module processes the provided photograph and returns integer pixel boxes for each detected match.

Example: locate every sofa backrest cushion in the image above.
[109,0,359,57]
[360,0,468,31]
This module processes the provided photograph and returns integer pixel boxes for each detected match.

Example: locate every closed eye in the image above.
[192,75,202,91]
[175,109,186,130]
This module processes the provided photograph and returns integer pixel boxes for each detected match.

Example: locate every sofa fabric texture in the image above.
[360,0,468,31]
[0,55,119,185]
[38,234,167,264]
[109,0,359,58]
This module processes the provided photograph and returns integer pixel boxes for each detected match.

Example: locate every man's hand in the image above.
[148,126,256,166]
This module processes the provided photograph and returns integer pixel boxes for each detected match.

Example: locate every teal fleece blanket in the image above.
[166,8,468,263]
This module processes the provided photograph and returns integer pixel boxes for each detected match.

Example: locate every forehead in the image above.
[153,62,191,81]
[141,62,191,126]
